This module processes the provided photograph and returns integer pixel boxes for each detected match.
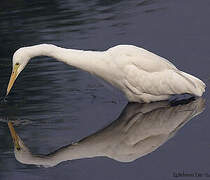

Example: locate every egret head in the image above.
[7,48,30,95]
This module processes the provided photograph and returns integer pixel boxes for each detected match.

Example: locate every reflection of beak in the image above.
[8,121,21,150]
[7,64,20,96]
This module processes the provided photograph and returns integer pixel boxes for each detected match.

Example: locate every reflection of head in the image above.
[9,98,205,167]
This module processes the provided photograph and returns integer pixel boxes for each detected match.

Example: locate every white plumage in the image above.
[7,44,206,102]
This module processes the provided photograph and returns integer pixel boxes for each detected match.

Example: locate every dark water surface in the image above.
[0,0,210,179]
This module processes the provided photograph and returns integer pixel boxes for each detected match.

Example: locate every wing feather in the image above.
[124,65,205,96]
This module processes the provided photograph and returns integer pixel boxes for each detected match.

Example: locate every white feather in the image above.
[12,44,206,103]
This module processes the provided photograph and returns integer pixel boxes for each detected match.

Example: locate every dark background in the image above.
[0,0,210,179]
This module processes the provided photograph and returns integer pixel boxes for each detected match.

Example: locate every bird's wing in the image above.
[107,45,205,97]
[123,64,204,96]
[107,45,178,71]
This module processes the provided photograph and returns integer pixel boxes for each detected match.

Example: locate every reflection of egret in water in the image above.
[8,98,205,167]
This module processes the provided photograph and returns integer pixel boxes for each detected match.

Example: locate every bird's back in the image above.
[106,45,205,102]
[107,45,177,72]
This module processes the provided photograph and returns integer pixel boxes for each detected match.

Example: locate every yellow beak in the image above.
[7,64,20,96]
[8,121,21,150]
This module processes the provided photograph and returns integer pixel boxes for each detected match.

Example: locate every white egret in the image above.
[7,44,206,102]
[8,98,205,167]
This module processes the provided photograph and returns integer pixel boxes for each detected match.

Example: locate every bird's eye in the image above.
[16,62,20,66]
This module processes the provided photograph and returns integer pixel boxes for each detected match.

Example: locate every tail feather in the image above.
[179,71,206,96]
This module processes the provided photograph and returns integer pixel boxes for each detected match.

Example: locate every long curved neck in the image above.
[26,44,108,75]
[16,140,105,167]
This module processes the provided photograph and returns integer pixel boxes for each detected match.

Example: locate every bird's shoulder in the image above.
[106,45,177,72]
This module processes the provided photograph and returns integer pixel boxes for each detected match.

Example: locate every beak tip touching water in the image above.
[6,88,10,96]
[6,83,13,96]
[7,65,19,96]
[6,74,16,96]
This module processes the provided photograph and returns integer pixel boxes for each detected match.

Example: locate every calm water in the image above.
[0,0,210,179]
